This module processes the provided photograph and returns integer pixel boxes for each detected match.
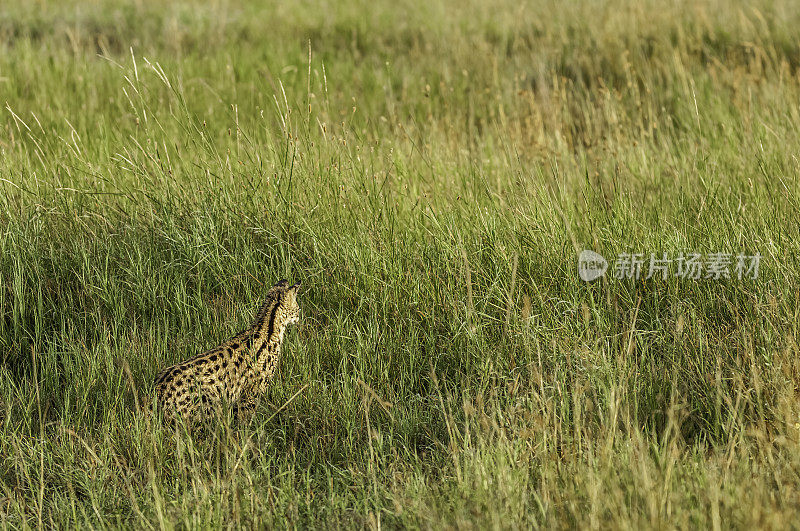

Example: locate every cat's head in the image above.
[269,279,302,326]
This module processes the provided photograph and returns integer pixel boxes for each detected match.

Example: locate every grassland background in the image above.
[2,0,800,527]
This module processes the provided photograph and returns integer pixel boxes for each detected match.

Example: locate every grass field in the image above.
[2,0,800,527]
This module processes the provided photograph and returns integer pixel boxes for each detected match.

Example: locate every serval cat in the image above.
[152,279,302,424]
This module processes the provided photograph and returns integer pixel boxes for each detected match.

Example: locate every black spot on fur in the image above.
[266,298,281,339]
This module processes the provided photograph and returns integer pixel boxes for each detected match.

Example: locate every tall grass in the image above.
[2,0,800,526]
